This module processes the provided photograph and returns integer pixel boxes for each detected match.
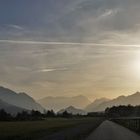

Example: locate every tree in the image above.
[45,110,55,117]
[61,111,72,118]
[105,105,140,118]
[16,110,29,120]
[0,109,13,121]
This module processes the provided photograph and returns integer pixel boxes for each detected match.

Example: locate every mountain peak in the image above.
[94,97,110,102]
[72,95,87,99]
[58,105,87,115]
[67,106,75,110]
[38,95,91,111]
[133,91,140,95]
[85,97,110,112]
[116,95,125,100]
[0,86,18,96]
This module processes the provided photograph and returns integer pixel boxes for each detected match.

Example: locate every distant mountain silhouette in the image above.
[86,92,140,112]
[0,86,44,112]
[58,106,87,115]
[0,99,27,115]
[85,98,110,112]
[38,95,91,111]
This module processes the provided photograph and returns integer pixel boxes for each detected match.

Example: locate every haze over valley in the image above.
[0,86,140,115]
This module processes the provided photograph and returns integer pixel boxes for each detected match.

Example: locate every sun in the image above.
[131,57,140,79]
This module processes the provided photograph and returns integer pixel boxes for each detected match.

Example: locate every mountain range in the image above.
[0,86,44,113]
[86,92,140,112]
[85,98,110,112]
[38,95,91,112]
[1,86,140,114]
[58,106,87,115]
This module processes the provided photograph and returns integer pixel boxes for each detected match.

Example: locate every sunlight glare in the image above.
[131,57,140,79]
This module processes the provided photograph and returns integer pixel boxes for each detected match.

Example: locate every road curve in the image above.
[86,120,140,140]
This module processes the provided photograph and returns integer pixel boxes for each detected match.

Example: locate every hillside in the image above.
[38,95,91,111]
[0,86,44,112]
[58,106,87,115]
[0,99,26,115]
[85,98,110,112]
[86,92,140,112]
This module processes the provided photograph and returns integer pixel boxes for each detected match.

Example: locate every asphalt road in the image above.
[86,120,140,140]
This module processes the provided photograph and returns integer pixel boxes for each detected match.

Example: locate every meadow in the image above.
[0,117,104,140]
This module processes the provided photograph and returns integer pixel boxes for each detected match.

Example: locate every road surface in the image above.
[86,120,140,140]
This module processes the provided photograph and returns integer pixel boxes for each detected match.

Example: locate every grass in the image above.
[0,117,104,140]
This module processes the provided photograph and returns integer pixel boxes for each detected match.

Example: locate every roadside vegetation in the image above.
[106,105,140,134]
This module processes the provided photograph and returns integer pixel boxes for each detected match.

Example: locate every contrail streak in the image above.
[0,39,140,47]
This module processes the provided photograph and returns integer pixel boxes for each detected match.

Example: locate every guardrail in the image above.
[111,118,140,133]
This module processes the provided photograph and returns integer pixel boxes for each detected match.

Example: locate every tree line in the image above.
[0,109,84,121]
[105,105,140,118]
[1,105,139,121]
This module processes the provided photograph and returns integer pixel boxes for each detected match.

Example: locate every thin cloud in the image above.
[0,39,140,47]
[6,24,24,30]
[36,68,68,73]
[99,9,114,19]
[39,69,57,72]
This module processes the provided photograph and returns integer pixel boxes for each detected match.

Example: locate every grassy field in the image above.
[0,117,104,140]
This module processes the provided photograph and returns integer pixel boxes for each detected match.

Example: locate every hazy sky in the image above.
[0,0,140,100]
